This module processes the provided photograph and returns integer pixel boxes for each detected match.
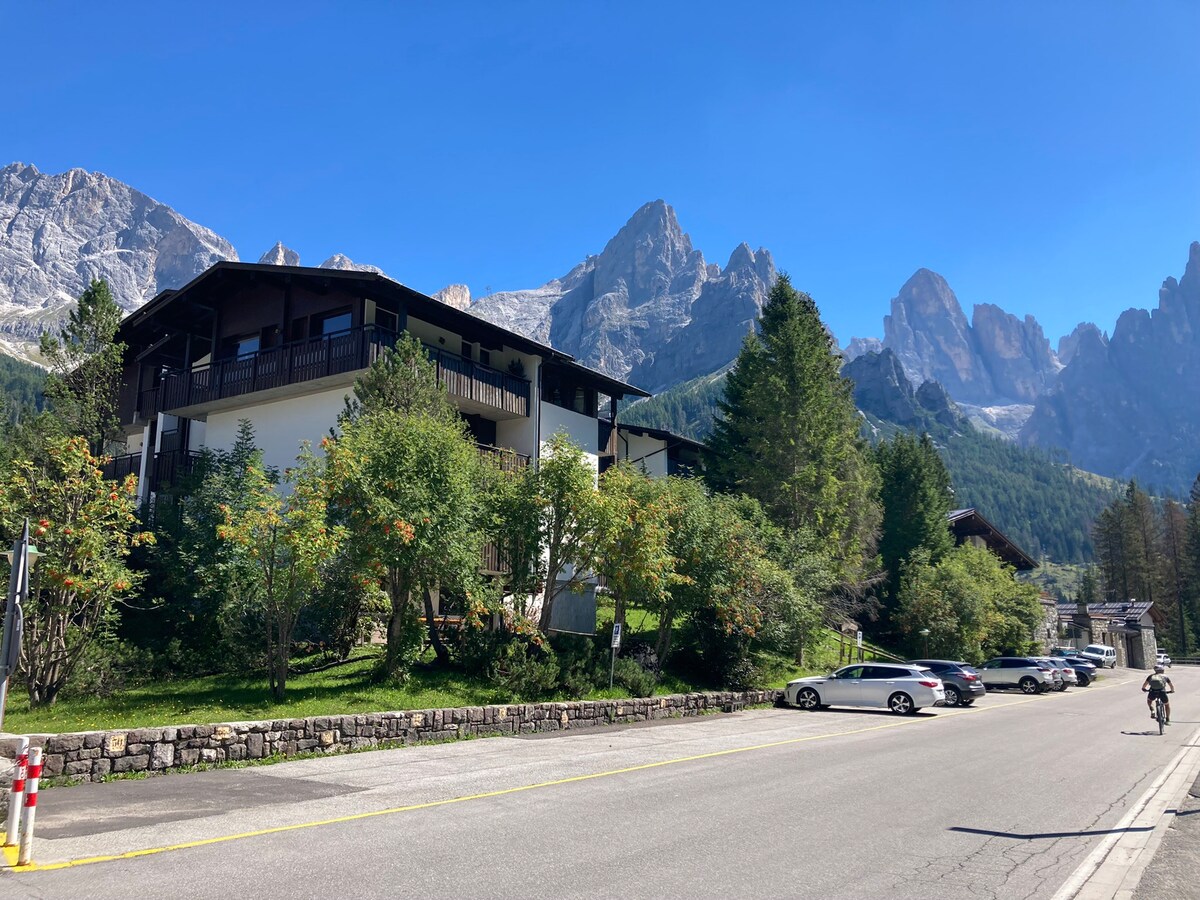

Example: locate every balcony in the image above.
[140,325,530,420]
[100,448,201,493]
[475,442,530,473]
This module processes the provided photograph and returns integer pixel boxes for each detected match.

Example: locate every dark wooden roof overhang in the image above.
[117,262,651,399]
[947,507,1038,571]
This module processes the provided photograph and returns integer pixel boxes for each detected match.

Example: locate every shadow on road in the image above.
[949,824,1154,841]
[1121,730,1169,737]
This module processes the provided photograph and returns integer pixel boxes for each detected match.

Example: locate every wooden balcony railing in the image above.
[475,442,530,473]
[139,326,531,419]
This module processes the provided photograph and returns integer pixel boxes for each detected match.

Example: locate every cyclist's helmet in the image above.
[1154,664,1165,673]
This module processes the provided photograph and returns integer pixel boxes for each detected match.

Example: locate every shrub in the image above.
[612,656,658,698]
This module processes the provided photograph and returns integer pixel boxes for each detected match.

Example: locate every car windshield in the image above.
[1084,646,1105,654]
[919,669,937,678]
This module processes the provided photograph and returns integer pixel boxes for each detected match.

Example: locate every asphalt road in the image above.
[3,666,1196,900]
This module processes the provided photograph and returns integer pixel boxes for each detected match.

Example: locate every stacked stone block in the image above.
[1,690,779,785]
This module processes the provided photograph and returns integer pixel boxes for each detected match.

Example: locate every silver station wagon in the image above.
[784,663,946,715]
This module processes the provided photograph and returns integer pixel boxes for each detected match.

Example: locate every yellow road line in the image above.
[7,678,1135,874]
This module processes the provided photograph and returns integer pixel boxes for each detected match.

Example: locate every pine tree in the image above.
[1158,499,1191,654]
[39,279,125,455]
[875,432,954,621]
[706,274,880,584]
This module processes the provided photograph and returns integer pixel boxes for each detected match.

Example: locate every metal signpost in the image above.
[0,519,33,734]
[609,622,623,690]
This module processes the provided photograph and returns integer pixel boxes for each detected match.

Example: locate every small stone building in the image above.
[1055,599,1160,669]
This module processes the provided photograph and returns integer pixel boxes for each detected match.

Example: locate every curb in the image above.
[1051,722,1200,900]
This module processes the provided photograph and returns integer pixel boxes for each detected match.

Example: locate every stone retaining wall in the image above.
[0,690,780,788]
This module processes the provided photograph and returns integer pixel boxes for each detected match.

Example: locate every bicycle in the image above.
[1153,694,1167,735]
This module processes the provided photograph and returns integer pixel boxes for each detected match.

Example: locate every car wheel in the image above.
[795,687,821,711]
[1019,676,1040,694]
[1057,682,1068,692]
[962,699,976,707]
[943,686,962,707]
[1078,676,1090,687]
[888,692,915,715]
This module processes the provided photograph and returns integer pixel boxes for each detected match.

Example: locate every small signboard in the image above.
[856,631,863,649]
[611,622,623,650]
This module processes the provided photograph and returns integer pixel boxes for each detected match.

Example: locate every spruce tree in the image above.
[706,274,880,584]
[876,432,954,618]
[40,279,126,455]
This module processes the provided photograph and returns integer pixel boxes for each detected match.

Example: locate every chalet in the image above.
[110,262,697,633]
[947,508,1038,572]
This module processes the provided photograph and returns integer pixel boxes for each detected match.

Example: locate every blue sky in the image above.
[7,2,1200,347]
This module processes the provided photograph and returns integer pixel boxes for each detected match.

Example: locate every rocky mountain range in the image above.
[1020,242,1200,494]
[844,248,1200,493]
[0,162,234,360]
[0,164,380,362]
[467,200,776,392]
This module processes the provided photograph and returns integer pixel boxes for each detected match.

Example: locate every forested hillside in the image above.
[0,353,45,416]
[623,371,1119,564]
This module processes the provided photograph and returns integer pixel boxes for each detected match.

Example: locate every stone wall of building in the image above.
[0,690,779,790]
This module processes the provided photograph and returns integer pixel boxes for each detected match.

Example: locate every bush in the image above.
[491,638,559,701]
[612,656,658,698]
[60,637,154,700]
[550,634,603,698]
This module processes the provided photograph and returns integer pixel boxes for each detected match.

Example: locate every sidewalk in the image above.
[1132,766,1200,898]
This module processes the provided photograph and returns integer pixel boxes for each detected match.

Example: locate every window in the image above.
[835,666,863,679]
[376,309,398,333]
[479,348,490,367]
[462,341,473,360]
[233,335,260,358]
[861,666,899,679]
[317,311,352,335]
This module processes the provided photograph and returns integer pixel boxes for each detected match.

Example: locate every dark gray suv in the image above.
[909,659,986,707]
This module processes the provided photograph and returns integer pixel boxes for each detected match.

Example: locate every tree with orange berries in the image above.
[0,436,151,706]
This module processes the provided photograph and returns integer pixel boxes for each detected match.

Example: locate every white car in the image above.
[1157,651,1172,668]
[785,663,945,715]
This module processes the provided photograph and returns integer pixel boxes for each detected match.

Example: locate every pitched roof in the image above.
[947,507,1038,571]
[118,261,650,399]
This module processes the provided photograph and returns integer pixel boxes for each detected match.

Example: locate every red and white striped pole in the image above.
[17,745,41,866]
[4,736,28,846]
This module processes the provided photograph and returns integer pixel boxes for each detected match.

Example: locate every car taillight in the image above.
[962,673,977,681]
[919,680,939,687]
[1038,667,1051,672]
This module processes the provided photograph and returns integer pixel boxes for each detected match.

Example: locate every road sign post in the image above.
[609,622,623,690]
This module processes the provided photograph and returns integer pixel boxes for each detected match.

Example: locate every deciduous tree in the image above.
[0,436,151,706]
[217,446,345,700]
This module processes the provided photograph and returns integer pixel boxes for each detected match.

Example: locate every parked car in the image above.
[1037,657,1077,690]
[784,663,945,715]
[1055,656,1097,686]
[1157,651,1172,668]
[908,659,986,707]
[1079,644,1118,669]
[978,657,1056,693]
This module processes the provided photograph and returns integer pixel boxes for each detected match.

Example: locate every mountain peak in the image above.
[258,242,300,267]
[318,253,383,275]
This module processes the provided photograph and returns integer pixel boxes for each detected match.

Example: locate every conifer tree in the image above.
[875,432,954,618]
[40,279,125,455]
[706,274,880,584]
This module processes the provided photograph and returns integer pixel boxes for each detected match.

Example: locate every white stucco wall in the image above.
[203,387,350,474]
[618,431,669,479]
[539,401,601,473]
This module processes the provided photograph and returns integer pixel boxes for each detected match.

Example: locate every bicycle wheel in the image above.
[1157,699,1165,735]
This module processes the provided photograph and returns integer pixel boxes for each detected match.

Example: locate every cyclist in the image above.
[1143,664,1174,725]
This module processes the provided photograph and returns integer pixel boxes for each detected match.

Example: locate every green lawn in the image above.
[3,621,892,735]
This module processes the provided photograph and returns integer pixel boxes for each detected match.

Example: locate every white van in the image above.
[1081,644,1118,669]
